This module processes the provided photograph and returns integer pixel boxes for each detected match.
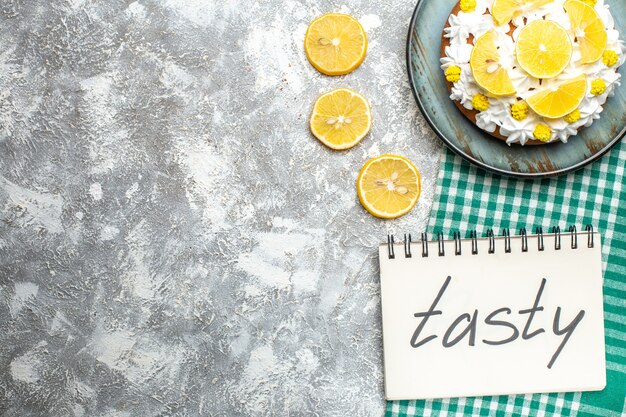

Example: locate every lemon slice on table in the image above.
[470,31,516,96]
[526,74,587,118]
[310,88,372,150]
[491,0,554,26]
[304,13,368,76]
[564,0,607,64]
[516,20,572,79]
[357,155,421,219]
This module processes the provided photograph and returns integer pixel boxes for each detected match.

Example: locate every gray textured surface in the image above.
[0,1,442,415]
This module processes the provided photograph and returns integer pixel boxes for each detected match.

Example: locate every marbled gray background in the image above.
[0,0,442,415]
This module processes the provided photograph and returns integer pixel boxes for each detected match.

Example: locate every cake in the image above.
[440,0,625,145]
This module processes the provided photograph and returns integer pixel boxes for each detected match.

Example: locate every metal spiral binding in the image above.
[502,229,511,253]
[437,232,445,257]
[470,230,478,255]
[553,226,561,250]
[536,226,544,251]
[586,224,594,248]
[520,228,528,252]
[387,225,595,259]
[453,231,462,256]
[404,234,412,258]
[487,229,495,254]
[569,226,577,249]
[387,235,395,259]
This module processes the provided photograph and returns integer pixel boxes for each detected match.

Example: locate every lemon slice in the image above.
[516,20,572,79]
[357,154,421,219]
[492,0,555,26]
[526,74,587,118]
[564,0,607,64]
[304,13,367,76]
[470,31,516,96]
[310,88,371,150]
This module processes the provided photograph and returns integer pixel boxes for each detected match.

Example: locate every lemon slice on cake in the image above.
[526,74,587,119]
[492,0,555,26]
[564,0,607,64]
[516,20,572,79]
[310,88,372,150]
[470,31,516,96]
[304,13,368,76]
[357,155,421,219]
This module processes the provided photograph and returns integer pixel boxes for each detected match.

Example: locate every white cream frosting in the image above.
[440,0,626,145]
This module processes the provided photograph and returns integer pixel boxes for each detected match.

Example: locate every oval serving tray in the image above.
[407,0,626,178]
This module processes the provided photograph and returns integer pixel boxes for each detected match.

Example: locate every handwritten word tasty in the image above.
[409,276,585,368]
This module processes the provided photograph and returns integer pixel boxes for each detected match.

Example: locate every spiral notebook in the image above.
[379,227,605,400]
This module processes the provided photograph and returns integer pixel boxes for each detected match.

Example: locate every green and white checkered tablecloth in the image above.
[386,142,626,417]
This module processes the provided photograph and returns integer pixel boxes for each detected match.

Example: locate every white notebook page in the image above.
[379,232,605,400]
